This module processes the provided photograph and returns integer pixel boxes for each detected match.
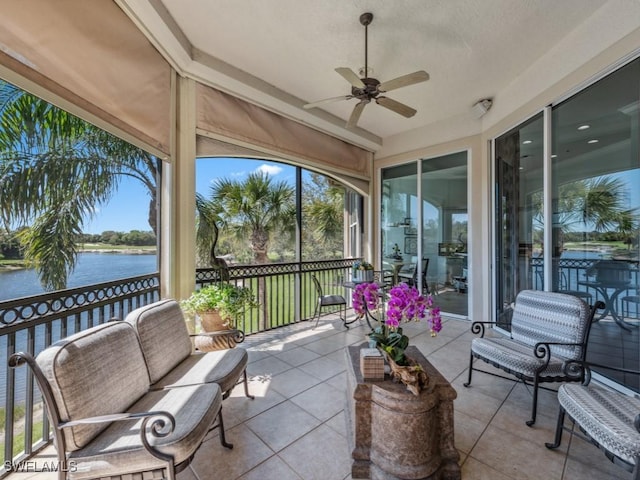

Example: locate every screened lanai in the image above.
[1,1,640,479]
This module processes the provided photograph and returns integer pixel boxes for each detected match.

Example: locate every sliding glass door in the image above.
[494,57,639,392]
[381,151,469,317]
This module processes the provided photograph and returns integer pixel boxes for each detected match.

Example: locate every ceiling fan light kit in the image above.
[303,12,430,129]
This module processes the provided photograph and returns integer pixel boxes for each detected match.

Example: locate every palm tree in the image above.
[302,173,344,259]
[197,171,295,330]
[0,81,159,290]
[205,171,295,264]
[532,176,637,240]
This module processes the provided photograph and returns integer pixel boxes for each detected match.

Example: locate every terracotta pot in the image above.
[199,310,231,331]
[195,310,236,351]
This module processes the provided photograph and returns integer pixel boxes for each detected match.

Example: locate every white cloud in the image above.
[255,164,282,176]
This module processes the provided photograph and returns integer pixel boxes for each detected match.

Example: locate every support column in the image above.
[162,75,196,303]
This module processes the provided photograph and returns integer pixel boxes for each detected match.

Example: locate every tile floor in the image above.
[7,314,631,480]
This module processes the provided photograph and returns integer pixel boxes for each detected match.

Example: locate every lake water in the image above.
[0,253,157,408]
[0,252,157,301]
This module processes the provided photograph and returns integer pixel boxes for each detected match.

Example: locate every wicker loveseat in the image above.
[8,298,253,480]
[463,289,603,426]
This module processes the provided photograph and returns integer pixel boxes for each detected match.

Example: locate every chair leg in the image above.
[217,408,233,449]
[463,352,474,387]
[243,369,255,400]
[526,378,540,427]
[313,301,321,329]
[545,406,566,449]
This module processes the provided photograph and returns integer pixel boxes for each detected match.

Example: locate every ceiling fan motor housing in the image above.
[352,77,380,100]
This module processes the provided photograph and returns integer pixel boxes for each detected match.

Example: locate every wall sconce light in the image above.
[472,98,493,118]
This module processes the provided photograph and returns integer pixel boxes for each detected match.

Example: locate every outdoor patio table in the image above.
[578,280,635,331]
[344,281,387,331]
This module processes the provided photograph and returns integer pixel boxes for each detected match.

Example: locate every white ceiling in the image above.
[119,0,612,152]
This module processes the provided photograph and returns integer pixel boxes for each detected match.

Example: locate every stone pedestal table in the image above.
[345,345,460,480]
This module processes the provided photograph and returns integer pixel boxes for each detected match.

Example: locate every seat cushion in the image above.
[126,299,193,384]
[151,348,248,395]
[559,383,640,465]
[471,337,565,378]
[68,383,222,480]
[320,294,346,307]
[37,322,150,451]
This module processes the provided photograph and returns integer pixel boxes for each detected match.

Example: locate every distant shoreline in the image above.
[79,248,156,255]
[0,248,157,272]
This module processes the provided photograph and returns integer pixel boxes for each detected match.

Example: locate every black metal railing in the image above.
[530,258,639,309]
[196,258,356,334]
[0,273,160,471]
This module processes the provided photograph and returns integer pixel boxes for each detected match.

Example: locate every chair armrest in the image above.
[562,359,640,384]
[532,341,587,372]
[469,321,499,338]
[60,411,176,463]
[190,329,245,344]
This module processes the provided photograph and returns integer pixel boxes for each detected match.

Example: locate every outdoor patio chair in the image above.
[464,290,603,426]
[546,361,640,479]
[397,258,429,294]
[311,274,347,328]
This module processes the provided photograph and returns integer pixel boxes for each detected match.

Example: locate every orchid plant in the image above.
[353,282,442,366]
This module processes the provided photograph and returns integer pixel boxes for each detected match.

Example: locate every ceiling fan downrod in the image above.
[360,12,373,79]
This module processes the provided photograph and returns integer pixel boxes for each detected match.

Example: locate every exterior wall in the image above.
[375,20,640,322]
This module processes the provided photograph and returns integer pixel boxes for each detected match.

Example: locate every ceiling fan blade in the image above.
[346,100,369,129]
[335,67,365,88]
[303,95,352,109]
[376,96,417,118]
[378,71,429,93]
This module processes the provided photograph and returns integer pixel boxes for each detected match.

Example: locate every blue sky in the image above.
[83,157,296,234]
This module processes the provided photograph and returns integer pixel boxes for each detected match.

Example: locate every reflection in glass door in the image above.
[494,114,544,329]
[381,152,469,317]
[421,152,468,317]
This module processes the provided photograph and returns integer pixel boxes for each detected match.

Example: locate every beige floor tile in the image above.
[290,382,344,421]
[297,355,345,381]
[325,370,348,394]
[303,337,351,356]
[245,400,321,452]
[246,355,294,378]
[275,346,321,367]
[238,456,303,480]
[452,381,508,424]
[279,425,351,480]
[461,456,514,480]
[268,367,323,398]
[324,410,348,437]
[224,384,287,428]
[454,409,488,454]
[562,429,631,480]
[191,424,274,480]
[469,424,565,480]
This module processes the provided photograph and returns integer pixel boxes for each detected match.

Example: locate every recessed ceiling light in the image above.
[588,139,599,144]
[522,140,532,144]
[577,124,590,130]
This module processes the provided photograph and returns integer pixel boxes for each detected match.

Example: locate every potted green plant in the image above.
[181,283,258,332]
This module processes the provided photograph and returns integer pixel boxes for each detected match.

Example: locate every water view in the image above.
[0,252,157,301]
[0,253,157,406]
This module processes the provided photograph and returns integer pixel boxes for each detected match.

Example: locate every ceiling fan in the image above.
[303,12,429,129]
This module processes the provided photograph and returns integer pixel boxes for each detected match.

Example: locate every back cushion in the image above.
[126,299,193,384]
[37,322,150,451]
[511,290,591,360]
